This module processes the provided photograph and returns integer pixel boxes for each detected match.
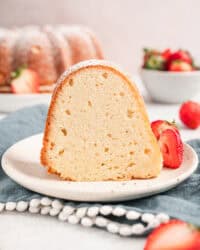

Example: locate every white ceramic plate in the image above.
[0,94,51,113]
[1,134,198,202]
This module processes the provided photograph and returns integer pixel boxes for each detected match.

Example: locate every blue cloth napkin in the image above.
[0,105,199,236]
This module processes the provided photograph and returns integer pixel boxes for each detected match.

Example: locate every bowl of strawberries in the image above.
[140,48,200,103]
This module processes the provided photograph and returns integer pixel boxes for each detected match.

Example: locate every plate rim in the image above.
[1,133,199,202]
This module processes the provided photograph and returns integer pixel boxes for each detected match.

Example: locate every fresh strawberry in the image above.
[161,48,171,60]
[144,219,200,250]
[179,101,200,129]
[151,120,183,168]
[143,48,162,69]
[151,120,179,140]
[11,68,39,94]
[169,50,193,64]
[159,129,183,168]
[168,60,193,72]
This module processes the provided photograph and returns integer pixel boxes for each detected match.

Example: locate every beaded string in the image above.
[0,197,169,237]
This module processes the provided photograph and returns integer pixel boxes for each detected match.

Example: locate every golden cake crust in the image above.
[41,60,162,181]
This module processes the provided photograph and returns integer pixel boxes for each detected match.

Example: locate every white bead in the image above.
[147,218,161,228]
[107,223,119,234]
[81,217,93,227]
[100,205,113,216]
[126,210,141,220]
[16,201,28,212]
[119,225,132,236]
[62,205,75,216]
[141,213,155,223]
[156,213,170,223]
[68,215,80,224]
[95,216,108,227]
[51,200,63,210]
[0,203,5,212]
[40,197,52,206]
[30,199,40,208]
[40,206,51,215]
[112,207,126,217]
[6,202,16,211]
[29,206,40,213]
[49,208,60,216]
[58,212,69,221]
[87,207,99,217]
[76,207,88,218]
[131,223,145,235]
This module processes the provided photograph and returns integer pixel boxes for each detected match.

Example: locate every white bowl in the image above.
[140,69,200,103]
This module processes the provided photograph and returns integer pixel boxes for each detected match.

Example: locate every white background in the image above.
[0,1,200,249]
[1,0,200,73]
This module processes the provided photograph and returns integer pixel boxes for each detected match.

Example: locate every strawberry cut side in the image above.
[11,69,39,94]
[168,60,193,72]
[159,129,183,168]
[151,120,179,140]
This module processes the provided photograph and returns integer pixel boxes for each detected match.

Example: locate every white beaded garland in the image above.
[30,199,41,208]
[49,208,60,216]
[29,206,40,213]
[112,207,126,217]
[68,215,80,224]
[100,205,113,215]
[107,223,119,234]
[131,223,145,235]
[40,197,52,206]
[87,206,99,217]
[40,206,51,215]
[62,205,75,215]
[119,225,132,236]
[156,213,170,223]
[95,216,108,227]
[141,213,155,223]
[1,196,170,238]
[0,202,5,212]
[6,202,16,211]
[16,201,28,212]
[81,217,93,227]
[51,200,63,210]
[76,207,88,218]
[58,212,69,222]
[147,218,161,228]
[126,210,141,220]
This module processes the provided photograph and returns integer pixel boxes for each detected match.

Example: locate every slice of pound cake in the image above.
[41,60,162,181]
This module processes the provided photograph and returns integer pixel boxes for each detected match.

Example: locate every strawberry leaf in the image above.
[11,65,27,80]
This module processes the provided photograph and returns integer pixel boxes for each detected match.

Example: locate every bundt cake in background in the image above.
[0,25,104,94]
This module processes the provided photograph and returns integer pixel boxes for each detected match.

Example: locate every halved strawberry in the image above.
[168,60,193,72]
[179,101,200,129]
[11,68,39,94]
[144,219,200,250]
[159,129,183,168]
[151,120,179,140]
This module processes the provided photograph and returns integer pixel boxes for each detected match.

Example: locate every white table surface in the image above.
[0,99,199,250]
